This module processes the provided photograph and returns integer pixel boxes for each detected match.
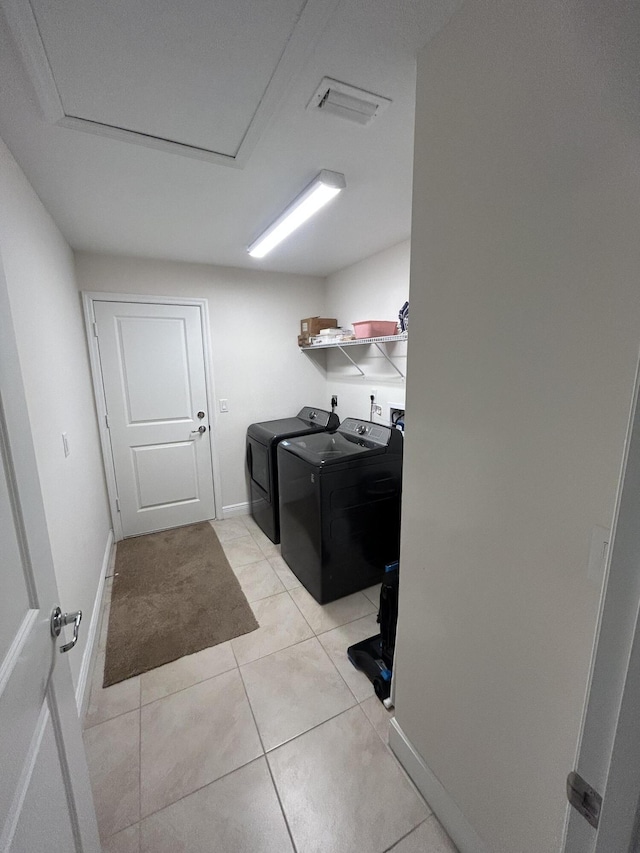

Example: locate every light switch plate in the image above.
[219,399,229,413]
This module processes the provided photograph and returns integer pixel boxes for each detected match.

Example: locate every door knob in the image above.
[190,425,206,435]
[50,607,83,653]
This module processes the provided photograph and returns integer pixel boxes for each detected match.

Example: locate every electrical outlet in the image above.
[374,404,383,416]
[370,388,378,400]
[331,395,338,408]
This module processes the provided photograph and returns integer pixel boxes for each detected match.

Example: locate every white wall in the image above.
[323,240,409,424]
[0,137,112,691]
[75,252,328,513]
[393,1,640,851]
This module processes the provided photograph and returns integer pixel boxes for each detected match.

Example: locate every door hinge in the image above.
[105,413,110,429]
[93,321,98,337]
[567,771,602,829]
[115,497,120,512]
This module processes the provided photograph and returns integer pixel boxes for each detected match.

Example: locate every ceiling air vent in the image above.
[307,78,391,126]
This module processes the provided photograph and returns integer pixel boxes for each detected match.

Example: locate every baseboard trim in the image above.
[75,528,113,716]
[389,718,489,853]
[221,502,250,519]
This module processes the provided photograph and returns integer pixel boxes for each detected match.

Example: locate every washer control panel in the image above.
[298,407,333,428]
[339,418,392,447]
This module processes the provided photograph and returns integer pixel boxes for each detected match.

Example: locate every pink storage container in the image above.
[352,320,398,339]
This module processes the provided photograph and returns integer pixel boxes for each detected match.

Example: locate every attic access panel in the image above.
[11,0,334,166]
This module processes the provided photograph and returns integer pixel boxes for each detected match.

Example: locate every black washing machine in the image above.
[246,407,339,544]
[277,418,403,603]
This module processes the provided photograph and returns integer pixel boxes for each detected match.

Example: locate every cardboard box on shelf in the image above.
[300,317,337,337]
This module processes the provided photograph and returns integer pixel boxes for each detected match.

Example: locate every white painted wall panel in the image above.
[323,240,409,423]
[0,137,111,692]
[393,2,640,851]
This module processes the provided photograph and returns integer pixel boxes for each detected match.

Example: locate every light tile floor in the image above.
[84,515,458,853]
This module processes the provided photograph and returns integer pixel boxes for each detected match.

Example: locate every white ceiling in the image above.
[0,0,462,277]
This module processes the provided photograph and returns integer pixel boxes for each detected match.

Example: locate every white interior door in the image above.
[93,300,216,537]
[564,362,640,852]
[0,262,100,852]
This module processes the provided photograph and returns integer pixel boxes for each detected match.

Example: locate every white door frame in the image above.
[82,292,222,541]
[564,350,640,852]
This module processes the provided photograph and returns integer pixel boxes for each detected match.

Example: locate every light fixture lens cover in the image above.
[248,170,346,258]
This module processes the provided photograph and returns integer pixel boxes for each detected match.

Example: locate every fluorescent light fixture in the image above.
[248,169,346,258]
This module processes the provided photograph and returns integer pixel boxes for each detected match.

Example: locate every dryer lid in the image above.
[247,407,338,444]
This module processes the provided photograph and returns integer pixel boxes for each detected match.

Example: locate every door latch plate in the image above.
[567,771,602,829]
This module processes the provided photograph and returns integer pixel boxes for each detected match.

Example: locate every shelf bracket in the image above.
[373,343,405,379]
[335,345,366,376]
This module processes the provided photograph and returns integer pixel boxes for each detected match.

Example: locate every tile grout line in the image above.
[131,756,270,828]
[236,660,299,853]
[238,633,319,669]
[234,620,304,853]
[287,590,378,638]
[230,589,314,665]
[264,752,299,853]
[313,702,426,811]
[236,585,379,699]
[382,817,430,853]
[235,651,266,755]
[232,564,287,603]
[217,520,301,589]
[102,818,140,846]
[229,639,239,669]
[314,631,364,704]
[233,623,381,849]
[88,653,384,771]
[358,695,396,746]
[86,607,375,730]
[285,587,320,634]
[238,634,365,753]
[263,703,361,755]
[259,704,423,852]
[140,656,238,708]
[135,669,267,824]
[84,652,238,726]
[94,596,315,727]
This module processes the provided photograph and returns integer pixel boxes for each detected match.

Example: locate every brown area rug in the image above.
[103,521,258,686]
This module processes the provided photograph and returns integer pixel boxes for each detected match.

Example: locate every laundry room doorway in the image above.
[83,294,220,539]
